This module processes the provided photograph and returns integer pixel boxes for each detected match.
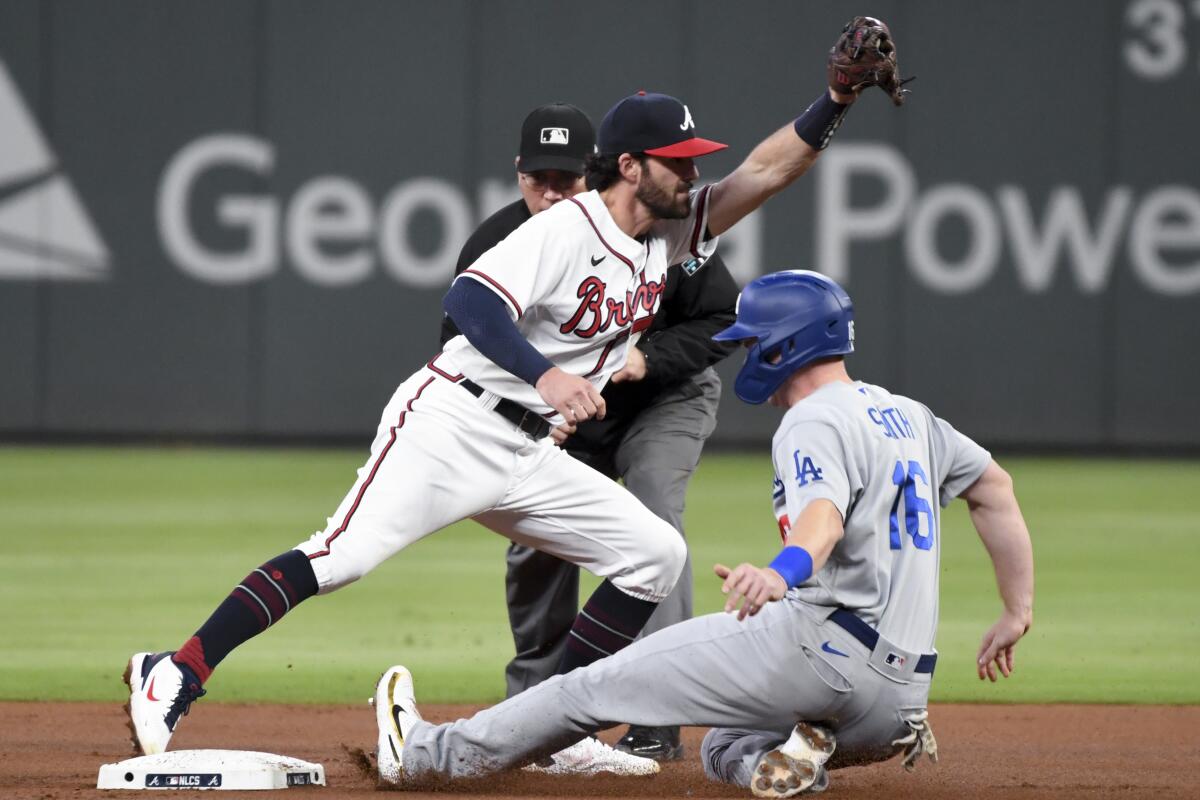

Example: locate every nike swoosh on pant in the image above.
[820,641,850,658]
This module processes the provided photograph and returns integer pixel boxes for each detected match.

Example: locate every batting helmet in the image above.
[713,270,854,404]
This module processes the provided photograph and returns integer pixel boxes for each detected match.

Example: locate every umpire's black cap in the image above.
[518,103,595,174]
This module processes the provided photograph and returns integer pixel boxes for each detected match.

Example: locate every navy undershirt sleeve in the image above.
[443,278,554,387]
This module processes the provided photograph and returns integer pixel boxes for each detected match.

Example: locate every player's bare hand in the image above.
[536,367,606,422]
[610,346,648,384]
[976,612,1031,682]
[713,563,787,621]
[550,421,576,446]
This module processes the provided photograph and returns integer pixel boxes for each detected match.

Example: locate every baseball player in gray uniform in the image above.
[124,27,878,766]
[372,269,1035,797]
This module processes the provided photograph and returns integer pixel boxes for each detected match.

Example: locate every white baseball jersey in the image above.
[438,187,717,424]
[770,380,991,653]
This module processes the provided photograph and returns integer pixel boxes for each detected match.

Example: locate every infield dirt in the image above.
[2,702,1196,799]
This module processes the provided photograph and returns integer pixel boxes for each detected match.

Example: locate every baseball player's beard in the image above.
[636,173,690,220]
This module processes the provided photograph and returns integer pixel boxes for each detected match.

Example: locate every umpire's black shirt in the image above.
[439,198,738,456]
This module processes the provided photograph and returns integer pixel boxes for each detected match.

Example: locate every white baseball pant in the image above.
[294,362,686,602]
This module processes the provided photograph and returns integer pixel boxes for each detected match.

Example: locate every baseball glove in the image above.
[828,16,912,106]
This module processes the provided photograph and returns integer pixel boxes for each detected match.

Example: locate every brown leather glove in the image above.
[828,16,912,106]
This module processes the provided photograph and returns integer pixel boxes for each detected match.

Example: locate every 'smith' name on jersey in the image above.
[440,187,717,424]
[869,405,915,440]
[767,380,992,653]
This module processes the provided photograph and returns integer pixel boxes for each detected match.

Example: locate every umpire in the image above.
[439,102,738,761]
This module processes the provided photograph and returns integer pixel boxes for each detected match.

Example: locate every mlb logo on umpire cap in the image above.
[518,103,595,174]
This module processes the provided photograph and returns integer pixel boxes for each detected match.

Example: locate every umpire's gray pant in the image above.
[401,598,930,781]
[502,369,721,697]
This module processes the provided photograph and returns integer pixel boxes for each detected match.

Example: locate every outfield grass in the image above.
[1,447,1197,705]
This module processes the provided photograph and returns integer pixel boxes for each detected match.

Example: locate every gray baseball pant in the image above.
[400,597,931,781]
[502,369,721,696]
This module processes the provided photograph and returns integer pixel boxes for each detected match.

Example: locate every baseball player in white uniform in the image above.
[370,270,1035,797]
[123,59,872,766]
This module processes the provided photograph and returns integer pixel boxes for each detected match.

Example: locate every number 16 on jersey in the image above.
[889,459,935,551]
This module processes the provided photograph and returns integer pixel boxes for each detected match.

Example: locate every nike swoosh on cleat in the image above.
[391,705,405,742]
[820,641,850,658]
[146,676,160,701]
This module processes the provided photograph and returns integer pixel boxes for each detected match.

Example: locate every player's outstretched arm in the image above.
[705,88,852,238]
[959,461,1035,682]
[706,16,907,236]
[715,499,844,621]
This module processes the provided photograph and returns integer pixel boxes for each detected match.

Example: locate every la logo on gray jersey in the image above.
[540,127,569,145]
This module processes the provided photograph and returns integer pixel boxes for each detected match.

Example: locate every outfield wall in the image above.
[1,1,1197,447]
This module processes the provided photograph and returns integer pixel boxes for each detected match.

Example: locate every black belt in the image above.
[829,609,937,674]
[459,379,552,440]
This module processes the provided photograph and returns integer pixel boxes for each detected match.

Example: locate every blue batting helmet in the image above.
[713,270,854,404]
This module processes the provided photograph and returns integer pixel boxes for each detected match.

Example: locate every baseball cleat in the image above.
[751,722,836,798]
[123,651,206,755]
[523,736,660,776]
[892,708,938,772]
[372,665,422,786]
[615,724,685,761]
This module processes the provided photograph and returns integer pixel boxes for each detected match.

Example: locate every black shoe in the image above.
[614,725,684,761]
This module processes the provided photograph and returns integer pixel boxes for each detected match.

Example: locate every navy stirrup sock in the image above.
[556,579,659,674]
[173,549,318,683]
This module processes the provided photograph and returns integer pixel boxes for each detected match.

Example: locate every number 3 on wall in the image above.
[889,460,936,551]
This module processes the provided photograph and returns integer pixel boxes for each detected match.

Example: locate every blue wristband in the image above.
[768,546,814,589]
[793,91,850,151]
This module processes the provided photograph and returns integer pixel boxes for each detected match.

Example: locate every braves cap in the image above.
[518,103,596,174]
[597,91,727,158]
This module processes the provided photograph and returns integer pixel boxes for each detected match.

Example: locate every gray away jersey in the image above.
[771,381,991,653]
